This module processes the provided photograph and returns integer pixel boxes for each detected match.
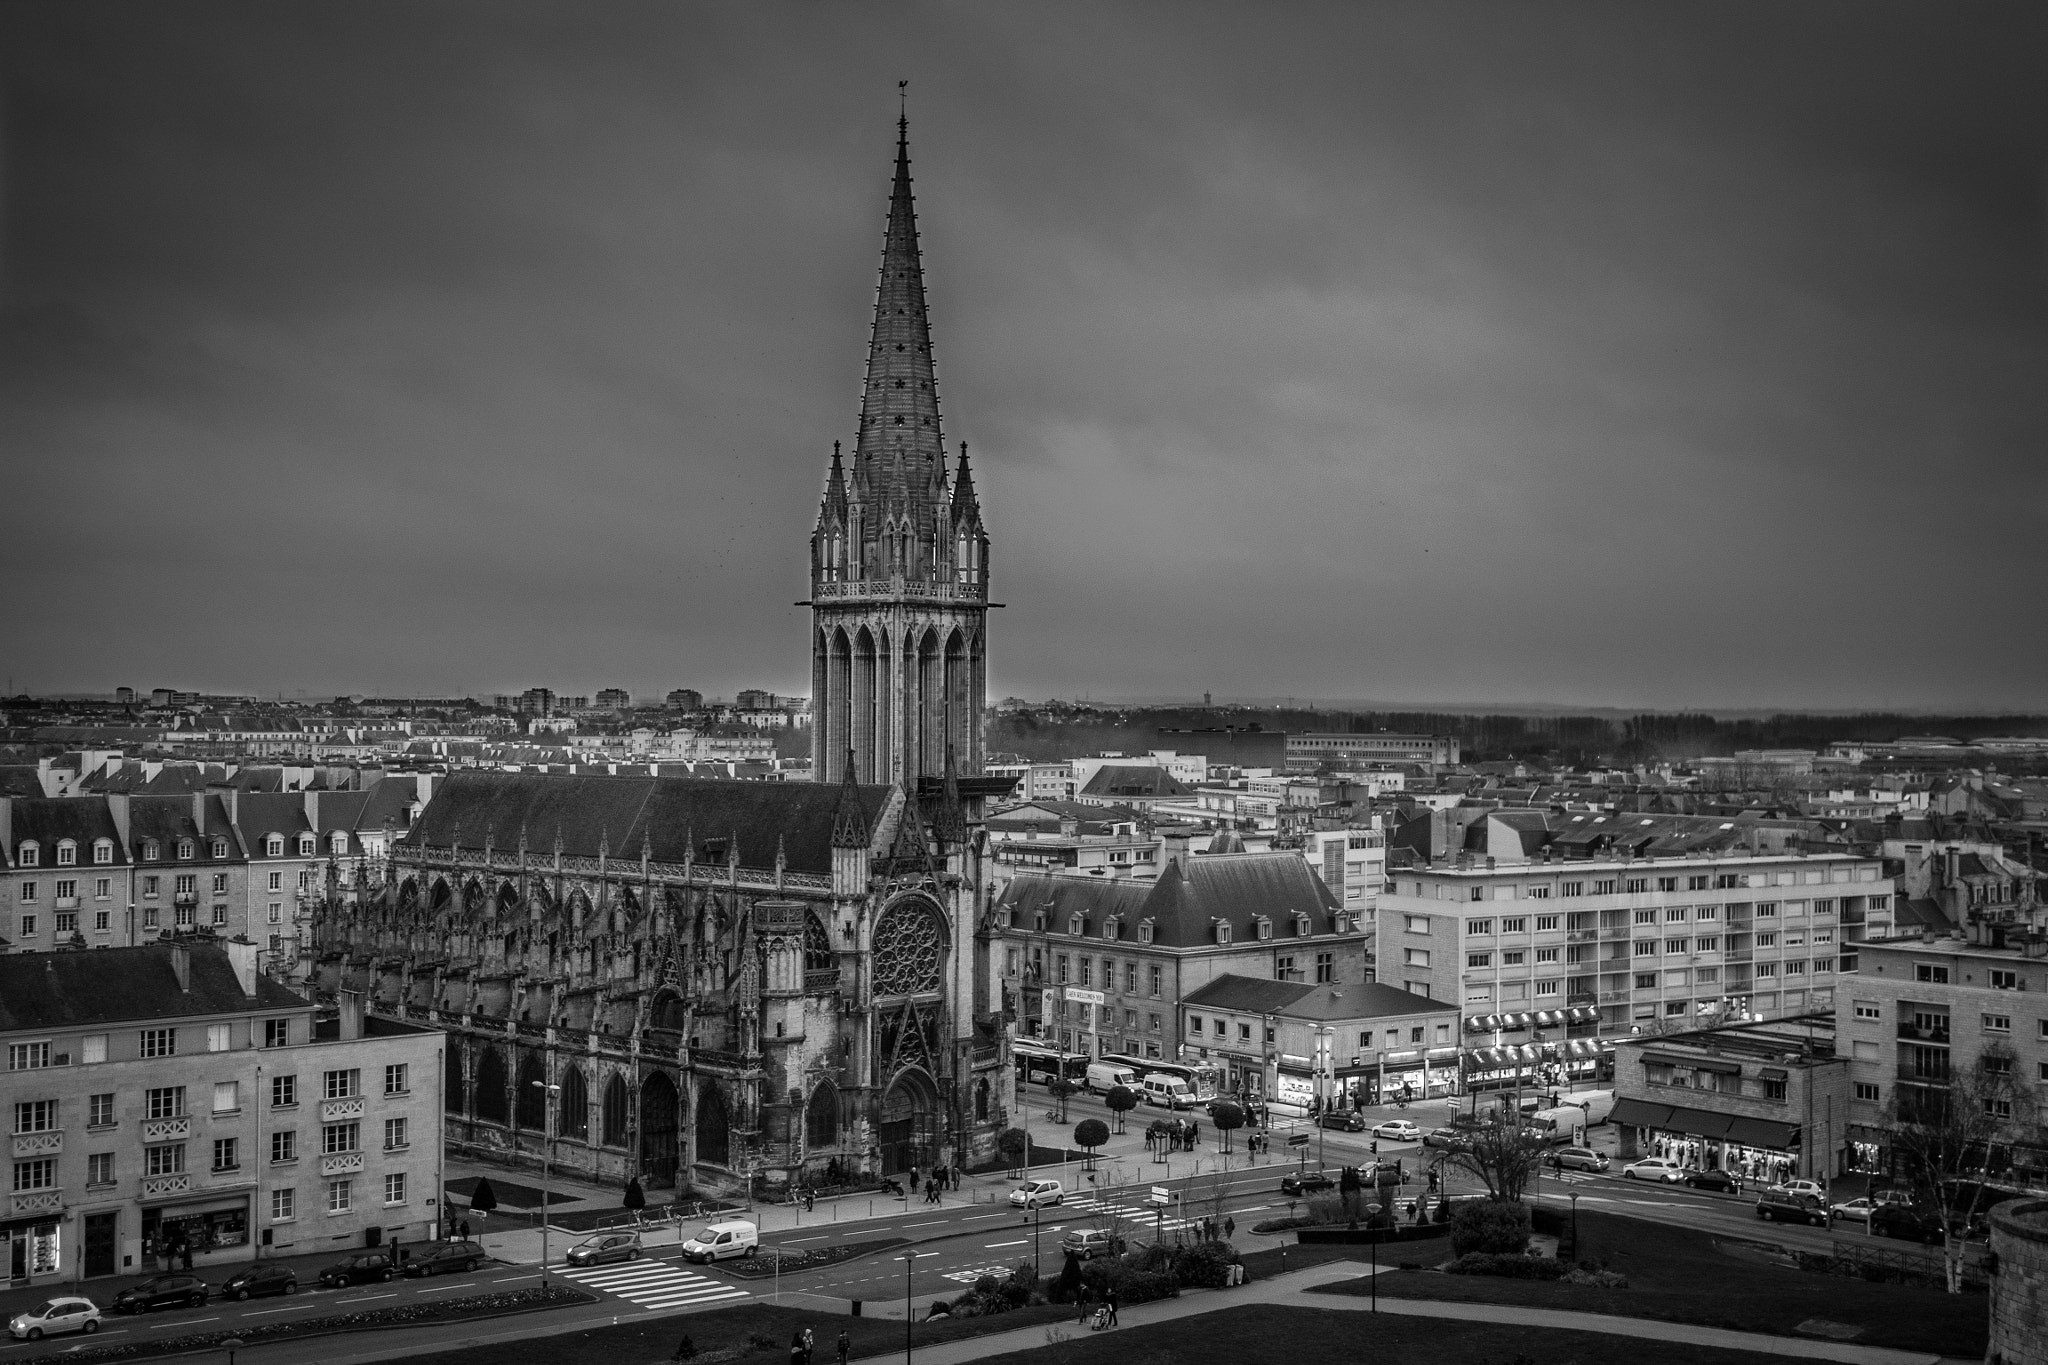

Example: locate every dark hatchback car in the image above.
[1683,1169,1740,1194]
[1754,1188,1828,1226]
[1315,1110,1367,1132]
[1280,1170,1336,1196]
[1870,1204,1945,1244]
[220,1264,298,1300]
[318,1252,396,1288]
[401,1240,487,1278]
[111,1275,210,1314]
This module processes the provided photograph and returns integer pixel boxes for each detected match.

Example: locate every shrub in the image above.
[1304,1194,1346,1226]
[1077,1259,1179,1305]
[1445,1252,1565,1280]
[1251,1215,1310,1235]
[1562,1266,1629,1288]
[1432,1197,1451,1225]
[1169,1238,1239,1289]
[1450,1199,1532,1257]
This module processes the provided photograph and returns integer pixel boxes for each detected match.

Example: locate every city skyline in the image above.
[3,3,2044,710]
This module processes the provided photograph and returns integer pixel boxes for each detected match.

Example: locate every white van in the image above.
[680,1220,759,1263]
[1086,1061,1140,1094]
[1142,1074,1195,1110]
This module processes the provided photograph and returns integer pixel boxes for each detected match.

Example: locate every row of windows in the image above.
[13,834,348,866]
[269,1174,407,1221]
[1414,866,1881,901]
[6,1018,322,1070]
[9,1070,403,1132]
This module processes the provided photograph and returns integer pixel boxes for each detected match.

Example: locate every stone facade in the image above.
[1990,1198,2048,1365]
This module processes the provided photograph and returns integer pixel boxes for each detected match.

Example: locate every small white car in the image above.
[1830,1197,1876,1223]
[1372,1120,1421,1142]
[1009,1178,1064,1209]
[1777,1179,1827,1201]
[8,1297,101,1341]
[1622,1157,1685,1183]
[680,1220,759,1263]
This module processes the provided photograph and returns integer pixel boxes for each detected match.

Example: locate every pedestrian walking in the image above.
[802,1327,815,1363]
[180,1240,193,1271]
[835,1330,850,1365]
[1105,1286,1119,1327]
[908,1168,920,1195]
[1189,1119,1201,1147]
[1223,1215,1235,1240]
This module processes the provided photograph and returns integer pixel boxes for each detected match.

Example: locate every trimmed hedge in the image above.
[1446,1252,1567,1280]
[1450,1199,1532,1257]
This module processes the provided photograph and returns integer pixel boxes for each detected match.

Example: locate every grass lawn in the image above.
[1310,1207,1986,1358]
[389,1299,1081,1365]
[971,1303,1799,1365]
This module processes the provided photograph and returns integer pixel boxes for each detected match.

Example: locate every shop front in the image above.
[3,1215,63,1285]
[141,1191,252,1271]
[1608,1097,1813,1183]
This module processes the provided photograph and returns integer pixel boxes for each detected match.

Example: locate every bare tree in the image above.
[1885,1045,2037,1294]
[1446,1112,1550,1203]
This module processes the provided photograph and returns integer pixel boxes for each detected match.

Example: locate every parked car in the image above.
[1546,1146,1610,1173]
[1682,1169,1740,1194]
[9,1297,101,1341]
[1280,1169,1336,1196]
[1621,1157,1684,1183]
[1776,1179,1827,1201]
[680,1220,759,1263]
[1869,1204,1945,1244]
[220,1264,298,1300]
[1831,1197,1877,1223]
[1755,1188,1828,1226]
[111,1275,209,1314]
[1316,1109,1367,1132]
[401,1239,487,1277]
[565,1233,641,1267]
[1060,1228,1126,1260]
[1871,1188,1916,1210]
[1372,1120,1421,1142]
[1009,1179,1065,1209]
[318,1252,396,1288]
[1422,1127,1472,1153]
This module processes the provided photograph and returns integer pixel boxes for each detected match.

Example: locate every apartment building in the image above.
[1286,732,1460,770]
[1,942,443,1287]
[1376,849,1893,1092]
[992,852,1365,1061]
[1838,927,2048,1183]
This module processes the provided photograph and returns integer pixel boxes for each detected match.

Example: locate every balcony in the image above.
[320,1096,366,1122]
[805,968,841,993]
[12,1131,62,1158]
[142,1117,190,1142]
[1565,930,1598,944]
[319,1151,365,1176]
[11,1191,61,1216]
[140,1174,191,1199]
[55,896,80,909]
[1897,1020,1951,1044]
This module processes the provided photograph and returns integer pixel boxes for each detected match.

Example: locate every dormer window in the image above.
[1215,920,1232,945]
[18,841,38,867]
[1033,911,1048,932]
[1103,915,1121,941]
[1294,912,1312,937]
[1254,915,1272,941]
[1068,913,1087,938]
[265,835,284,857]
[177,840,194,860]
[142,840,160,862]
[300,835,316,857]
[211,839,228,859]
[93,839,114,865]
[56,840,77,867]
[330,833,348,855]
[1139,921,1155,945]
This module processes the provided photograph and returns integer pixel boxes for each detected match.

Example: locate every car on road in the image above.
[1060,1228,1126,1260]
[1545,1147,1609,1174]
[566,1233,642,1267]
[1869,1204,1945,1244]
[1682,1169,1740,1194]
[1422,1127,1472,1153]
[1372,1120,1421,1142]
[1280,1169,1337,1196]
[1621,1157,1685,1183]
[402,1239,487,1277]
[1009,1179,1065,1209]
[1315,1109,1367,1132]
[318,1252,396,1288]
[111,1275,210,1314]
[1830,1197,1877,1223]
[220,1264,298,1300]
[681,1220,759,1263]
[1776,1179,1827,1201]
[8,1297,102,1341]
[1755,1187,1828,1226]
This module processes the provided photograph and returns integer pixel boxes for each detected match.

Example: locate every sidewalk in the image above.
[855,1261,1959,1365]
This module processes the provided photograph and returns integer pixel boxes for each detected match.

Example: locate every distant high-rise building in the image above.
[594,688,631,711]
[114,687,135,705]
[810,115,990,787]
[665,688,704,711]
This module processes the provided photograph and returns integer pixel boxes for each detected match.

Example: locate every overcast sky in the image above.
[2,3,2043,711]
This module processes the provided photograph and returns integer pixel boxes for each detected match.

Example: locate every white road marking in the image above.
[413,1281,478,1294]
[245,1304,319,1315]
[557,1260,749,1312]
[150,1317,219,1329]
[985,1239,1028,1248]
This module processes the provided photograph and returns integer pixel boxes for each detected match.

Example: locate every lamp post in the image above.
[1569,1190,1581,1260]
[530,1080,560,1278]
[221,1337,245,1365]
[897,1250,937,1365]
[1314,1027,1335,1169]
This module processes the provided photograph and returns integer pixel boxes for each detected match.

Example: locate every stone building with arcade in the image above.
[308,115,1015,1196]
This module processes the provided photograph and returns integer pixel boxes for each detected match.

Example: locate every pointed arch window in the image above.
[805,1081,839,1147]
[601,1073,629,1148]
[559,1066,590,1140]
[514,1054,547,1131]
[444,1048,466,1114]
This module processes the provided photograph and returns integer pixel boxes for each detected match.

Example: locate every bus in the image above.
[1013,1040,1090,1089]
[1100,1054,1222,1105]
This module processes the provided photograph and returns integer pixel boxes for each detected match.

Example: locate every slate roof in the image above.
[403,771,894,875]
[234,792,313,851]
[7,796,129,866]
[0,943,307,1030]
[125,795,241,861]
[1182,974,1313,1014]
[1182,974,1446,1022]
[997,852,1341,949]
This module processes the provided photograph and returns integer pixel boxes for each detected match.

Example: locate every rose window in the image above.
[872,899,944,996]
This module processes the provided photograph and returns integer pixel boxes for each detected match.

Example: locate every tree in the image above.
[1105,1084,1138,1135]
[1208,1100,1245,1154]
[1446,1114,1549,1203]
[1074,1119,1109,1171]
[1885,1046,2037,1294]
[1047,1077,1077,1123]
[997,1127,1029,1176]
[468,1177,499,1218]
[623,1176,646,1222]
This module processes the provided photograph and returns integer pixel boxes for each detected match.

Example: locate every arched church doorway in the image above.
[879,1069,938,1176]
[641,1072,681,1187]
[695,1083,730,1168]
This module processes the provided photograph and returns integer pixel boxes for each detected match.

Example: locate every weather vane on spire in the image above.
[899,79,908,124]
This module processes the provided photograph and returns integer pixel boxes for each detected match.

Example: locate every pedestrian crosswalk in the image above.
[1059,1192,1198,1232]
[556,1257,752,1311]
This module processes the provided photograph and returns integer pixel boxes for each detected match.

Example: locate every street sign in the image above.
[1063,988,1105,1007]
[1287,1133,1310,1147]
[1149,1185,1171,1206]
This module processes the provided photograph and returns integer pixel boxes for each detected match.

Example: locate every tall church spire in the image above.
[853,113,945,488]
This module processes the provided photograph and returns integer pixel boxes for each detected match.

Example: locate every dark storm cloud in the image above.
[1,2,2042,708]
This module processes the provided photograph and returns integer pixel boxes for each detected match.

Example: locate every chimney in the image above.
[337,988,365,1041]
[107,792,131,847]
[224,939,259,998]
[166,940,191,992]
[193,791,207,830]
[0,797,10,859]
[1945,845,1960,887]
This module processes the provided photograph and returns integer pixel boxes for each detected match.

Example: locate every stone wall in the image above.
[1990,1197,2048,1365]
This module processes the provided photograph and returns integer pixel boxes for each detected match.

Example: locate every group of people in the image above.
[907,1165,959,1203]
[1149,1118,1202,1151]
